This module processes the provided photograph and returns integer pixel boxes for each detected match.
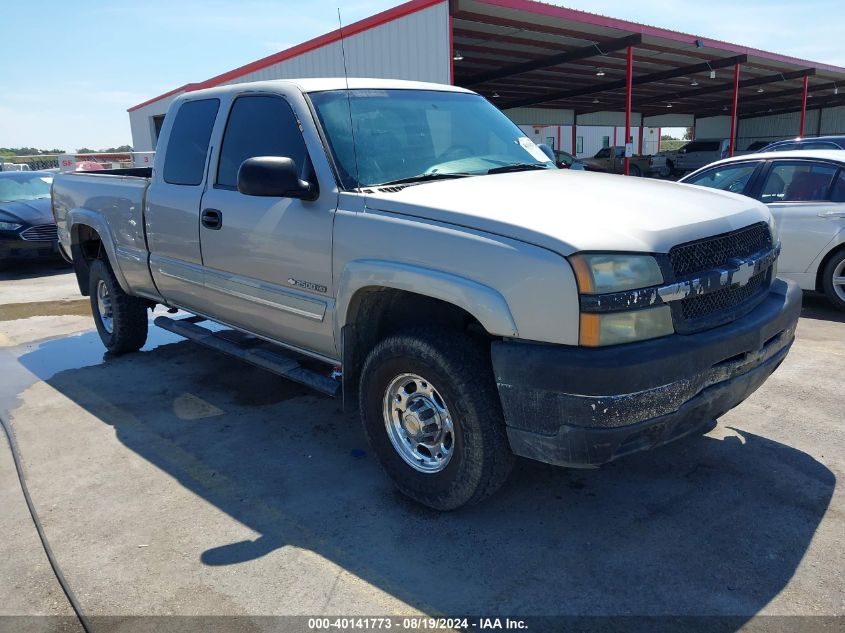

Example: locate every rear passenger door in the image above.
[755,160,842,274]
[147,98,219,310]
[197,93,337,359]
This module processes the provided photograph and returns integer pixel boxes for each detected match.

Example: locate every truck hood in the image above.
[363,170,770,255]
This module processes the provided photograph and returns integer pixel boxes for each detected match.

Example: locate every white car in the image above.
[681,150,845,310]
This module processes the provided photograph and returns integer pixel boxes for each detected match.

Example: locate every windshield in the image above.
[308,89,553,188]
[0,174,52,203]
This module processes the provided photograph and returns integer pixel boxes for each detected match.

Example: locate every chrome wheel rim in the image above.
[383,373,454,473]
[96,279,114,334]
[833,259,845,303]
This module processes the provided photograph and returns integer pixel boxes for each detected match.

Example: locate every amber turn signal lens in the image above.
[569,256,595,293]
[579,313,602,346]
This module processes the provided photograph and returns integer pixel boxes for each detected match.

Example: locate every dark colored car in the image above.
[758,135,845,152]
[0,171,61,262]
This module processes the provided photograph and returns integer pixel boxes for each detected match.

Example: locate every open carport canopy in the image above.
[451,0,845,122]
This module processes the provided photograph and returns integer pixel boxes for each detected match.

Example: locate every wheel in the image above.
[821,249,845,311]
[629,164,642,177]
[359,329,513,510]
[88,258,149,354]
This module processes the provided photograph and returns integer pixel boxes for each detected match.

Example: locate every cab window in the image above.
[163,99,220,186]
[684,163,758,194]
[759,161,838,203]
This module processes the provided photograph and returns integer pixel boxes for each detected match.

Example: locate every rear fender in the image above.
[67,208,131,295]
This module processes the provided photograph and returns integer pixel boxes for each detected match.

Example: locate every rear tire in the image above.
[629,164,642,177]
[359,329,513,510]
[89,258,148,354]
[821,249,845,312]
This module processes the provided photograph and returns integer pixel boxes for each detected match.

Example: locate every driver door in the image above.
[197,93,337,359]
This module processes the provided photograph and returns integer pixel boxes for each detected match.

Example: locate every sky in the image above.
[1,0,844,151]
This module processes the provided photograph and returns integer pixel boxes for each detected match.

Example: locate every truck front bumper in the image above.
[491,278,802,468]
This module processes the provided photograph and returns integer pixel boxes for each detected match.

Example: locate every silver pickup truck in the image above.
[53,78,801,510]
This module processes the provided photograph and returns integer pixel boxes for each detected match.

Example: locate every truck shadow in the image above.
[800,291,845,323]
[19,332,835,624]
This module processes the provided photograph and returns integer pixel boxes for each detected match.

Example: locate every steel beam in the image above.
[462,34,641,86]
[503,54,747,109]
[633,68,816,109]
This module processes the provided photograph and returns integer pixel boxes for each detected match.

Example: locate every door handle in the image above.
[201,208,222,230]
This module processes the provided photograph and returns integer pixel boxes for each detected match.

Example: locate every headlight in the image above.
[580,306,674,346]
[0,221,22,231]
[569,254,663,293]
[570,253,672,346]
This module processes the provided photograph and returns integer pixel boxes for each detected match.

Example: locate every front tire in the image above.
[821,249,845,311]
[89,258,149,354]
[359,330,513,510]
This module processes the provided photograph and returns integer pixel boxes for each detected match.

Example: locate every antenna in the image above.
[337,8,361,190]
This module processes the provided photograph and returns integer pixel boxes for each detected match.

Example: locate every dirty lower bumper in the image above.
[491,278,802,468]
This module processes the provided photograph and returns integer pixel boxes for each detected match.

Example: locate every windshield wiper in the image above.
[486,163,549,175]
[374,172,472,187]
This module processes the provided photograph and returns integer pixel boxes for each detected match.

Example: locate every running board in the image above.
[153,315,340,397]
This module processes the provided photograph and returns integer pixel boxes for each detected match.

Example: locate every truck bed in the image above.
[52,169,158,300]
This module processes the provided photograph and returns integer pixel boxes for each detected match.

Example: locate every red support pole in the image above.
[728,63,740,157]
[571,122,577,155]
[624,46,633,175]
[638,126,643,155]
[799,75,809,137]
[448,15,455,85]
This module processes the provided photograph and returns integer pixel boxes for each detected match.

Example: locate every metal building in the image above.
[128,0,845,169]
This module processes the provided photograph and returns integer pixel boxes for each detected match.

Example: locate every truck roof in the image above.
[177,77,474,101]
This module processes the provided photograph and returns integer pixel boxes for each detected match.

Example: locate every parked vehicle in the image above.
[0,171,61,263]
[53,78,800,510]
[758,135,845,153]
[581,146,650,176]
[0,162,31,172]
[653,139,730,176]
[681,149,845,310]
[735,141,771,156]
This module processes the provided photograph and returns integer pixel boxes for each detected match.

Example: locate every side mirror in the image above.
[537,143,555,162]
[237,156,317,200]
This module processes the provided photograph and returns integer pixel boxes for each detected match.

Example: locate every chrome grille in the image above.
[680,270,768,321]
[669,222,774,331]
[669,222,772,277]
[20,224,58,242]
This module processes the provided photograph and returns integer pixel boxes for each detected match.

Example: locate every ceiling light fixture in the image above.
[596,69,606,76]
[592,98,600,104]
[453,50,464,61]
[756,88,765,93]
[666,103,673,108]
[492,91,500,98]
[690,80,699,86]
